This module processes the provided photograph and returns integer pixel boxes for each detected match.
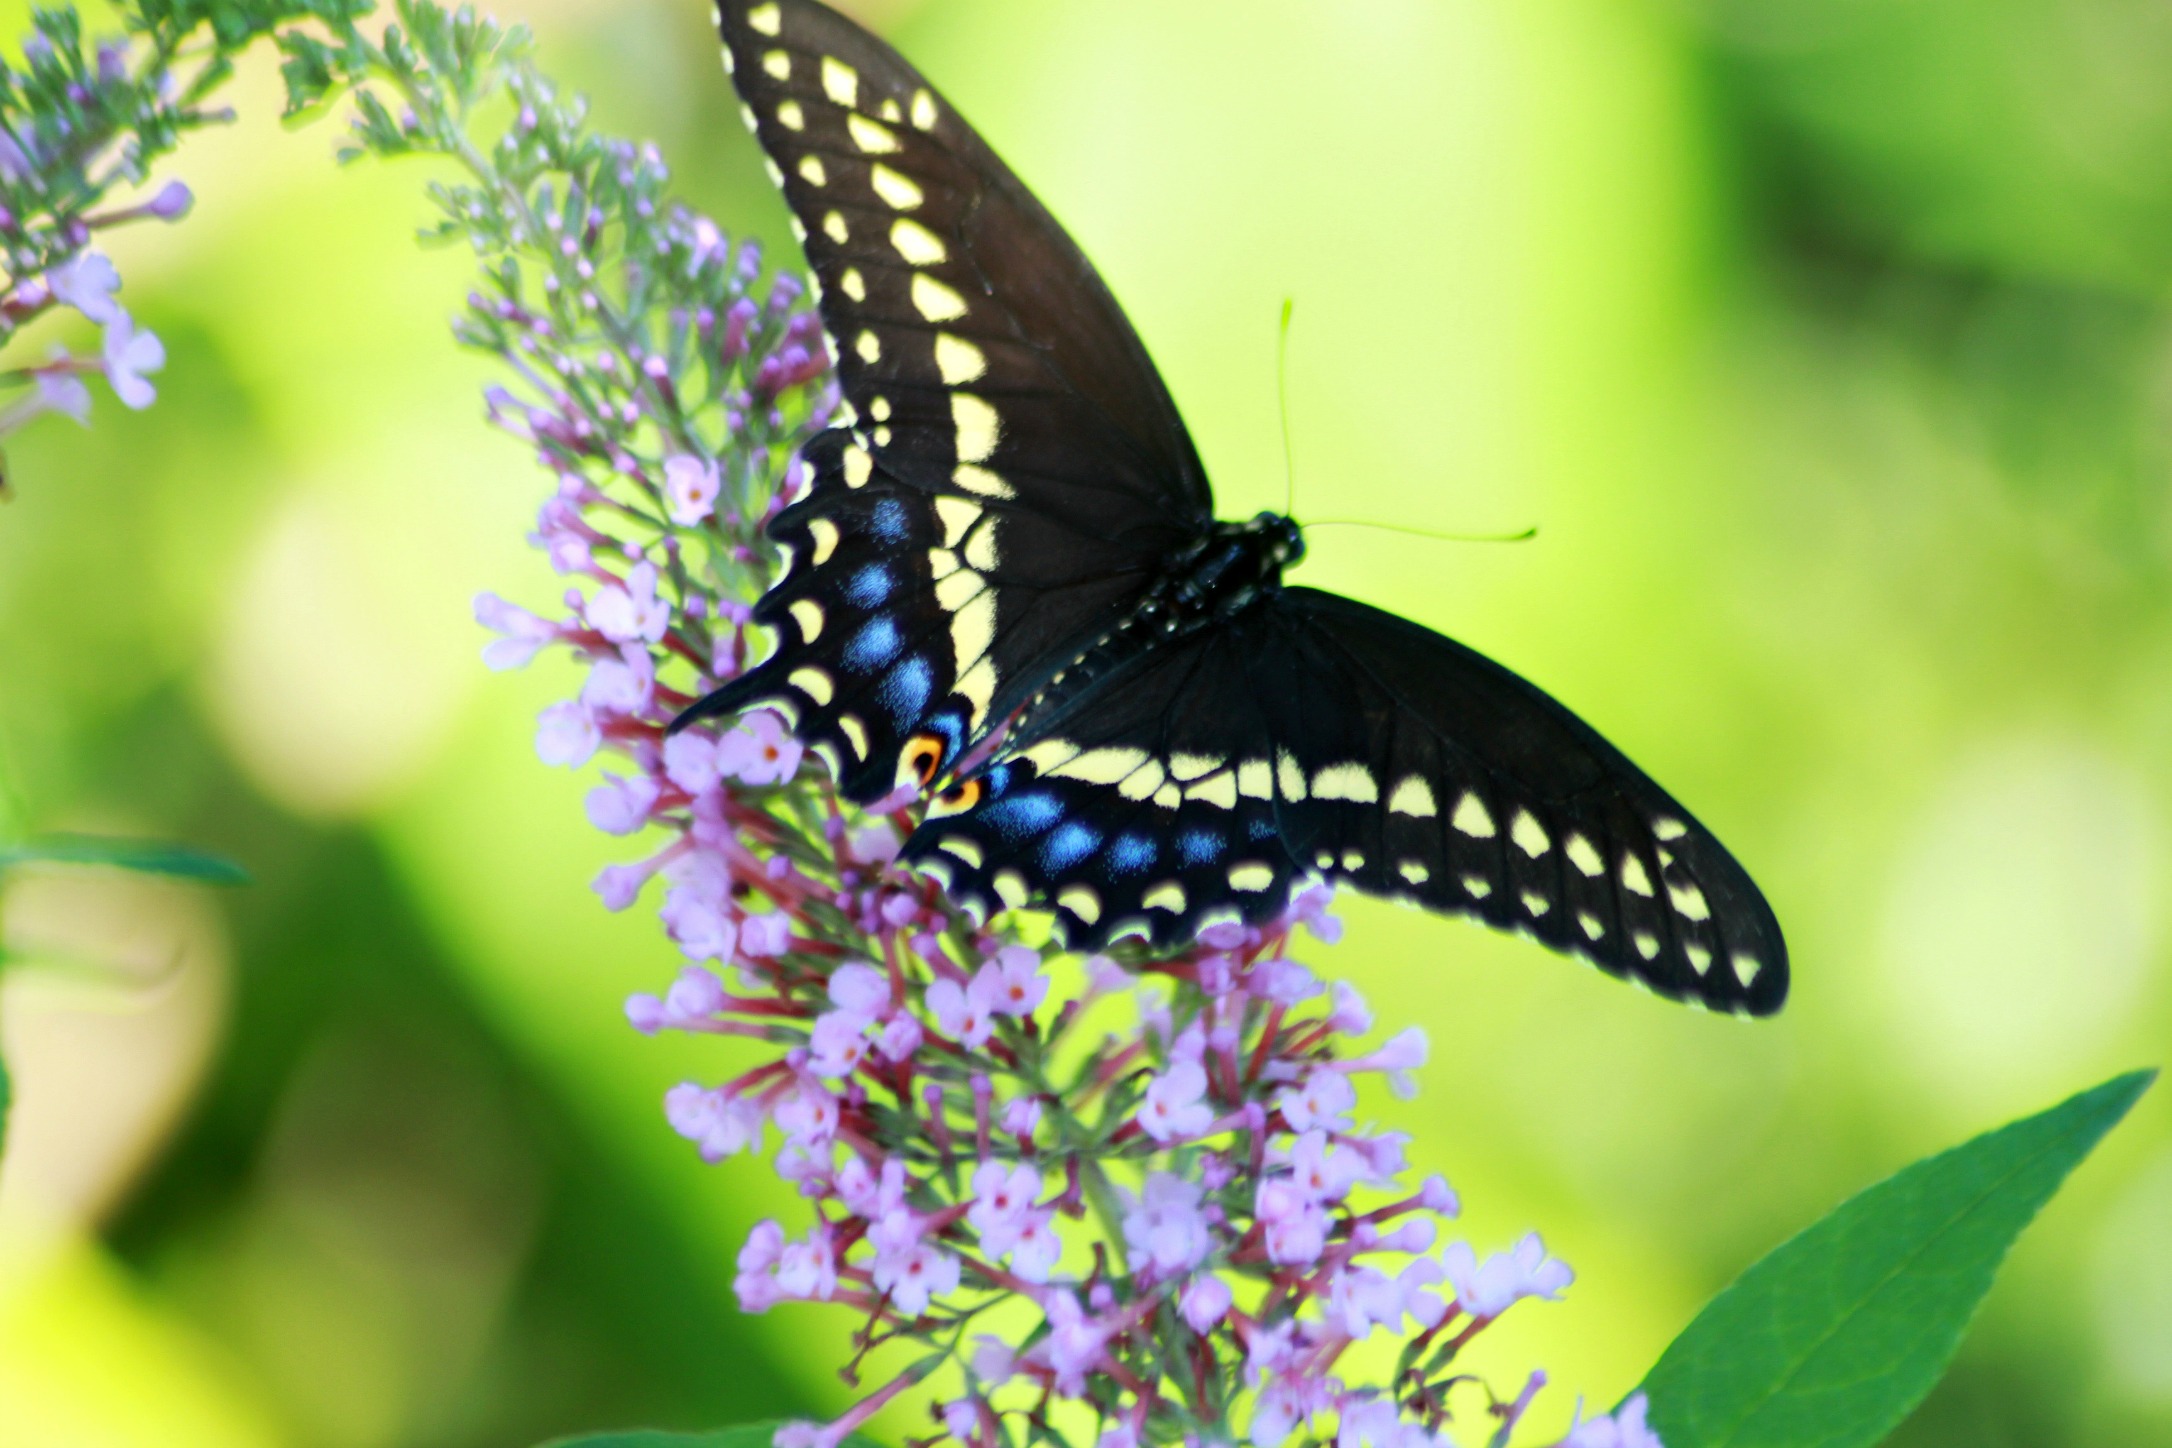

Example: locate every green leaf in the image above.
[539,1425,885,1448]
[1641,1070,2155,1448]
[0,834,250,884]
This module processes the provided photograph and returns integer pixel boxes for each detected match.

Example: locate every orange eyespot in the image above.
[927,776,983,819]
[903,733,946,788]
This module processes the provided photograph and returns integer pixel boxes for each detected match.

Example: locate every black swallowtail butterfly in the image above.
[683,0,1789,1015]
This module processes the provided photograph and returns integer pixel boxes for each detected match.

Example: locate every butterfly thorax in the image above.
[1011,512,1302,737]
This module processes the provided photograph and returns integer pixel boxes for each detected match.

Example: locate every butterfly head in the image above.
[1251,511,1306,567]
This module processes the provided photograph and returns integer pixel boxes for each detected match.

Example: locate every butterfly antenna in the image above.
[1277,297,1297,518]
[1304,519,1541,545]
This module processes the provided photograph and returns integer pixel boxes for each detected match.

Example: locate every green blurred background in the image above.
[1,0,2169,1443]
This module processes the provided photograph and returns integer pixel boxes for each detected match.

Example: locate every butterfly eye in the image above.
[927,777,983,819]
[903,733,947,788]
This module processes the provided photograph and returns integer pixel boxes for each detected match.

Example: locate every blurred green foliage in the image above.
[0,1,2166,1445]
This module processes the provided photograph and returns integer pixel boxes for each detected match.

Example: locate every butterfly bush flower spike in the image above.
[370,1,1673,1443]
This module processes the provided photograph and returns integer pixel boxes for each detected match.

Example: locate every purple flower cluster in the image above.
[417,18,1661,1448]
[0,236,176,437]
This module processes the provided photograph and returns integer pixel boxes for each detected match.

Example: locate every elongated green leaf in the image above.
[1641,1070,2155,1448]
[0,835,249,884]
[542,1424,883,1448]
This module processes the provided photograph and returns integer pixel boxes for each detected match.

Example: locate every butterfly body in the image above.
[689,0,1791,1014]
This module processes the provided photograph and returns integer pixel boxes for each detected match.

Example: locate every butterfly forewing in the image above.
[709,0,1216,794]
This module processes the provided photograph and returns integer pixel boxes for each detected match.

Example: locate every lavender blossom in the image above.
[306,2,1667,1444]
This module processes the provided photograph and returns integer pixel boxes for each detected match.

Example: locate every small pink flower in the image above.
[836,1156,908,1220]
[808,1010,873,1078]
[1346,1027,1428,1098]
[1257,1178,1328,1266]
[968,1161,1041,1248]
[1275,1070,1356,1133]
[660,886,737,962]
[477,593,562,671]
[1560,1392,1662,1448]
[1327,981,1373,1035]
[978,946,1048,1017]
[664,452,722,525]
[1441,1233,1573,1319]
[876,1013,924,1062]
[1138,1060,1214,1143]
[34,361,90,423]
[871,1239,959,1316]
[1121,1171,1212,1276]
[773,1077,840,1147]
[666,1083,763,1161]
[1322,1265,1405,1340]
[582,646,656,718]
[535,701,601,766]
[1179,1272,1233,1333]
[926,976,995,1049]
[829,962,890,1017]
[734,1219,786,1312]
[662,731,721,794]
[774,1225,840,1301]
[1000,1096,1043,1138]
[48,251,121,322]
[1035,1290,1112,1397]
[1007,1210,1062,1282]
[591,861,655,911]
[738,908,794,958]
[717,710,804,785]
[585,771,661,835]
[102,312,164,409]
[970,1336,1015,1385]
[665,967,727,1021]
[1280,1130,1360,1203]
[588,561,671,643]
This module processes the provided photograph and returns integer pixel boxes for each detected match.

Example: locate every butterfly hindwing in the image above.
[901,619,1304,949]
[1255,588,1788,1015]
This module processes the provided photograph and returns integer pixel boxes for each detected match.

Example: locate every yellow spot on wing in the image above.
[1511,809,1550,858]
[1388,776,1436,817]
[1566,833,1603,877]
[841,444,873,487]
[1277,752,1308,801]
[953,464,1013,499]
[1452,792,1495,838]
[1312,763,1378,803]
[912,274,970,323]
[1116,758,1166,801]
[1229,862,1275,892]
[1184,772,1238,809]
[934,496,980,547]
[823,211,849,244]
[777,99,805,130]
[934,568,985,612]
[1669,880,1710,921]
[953,394,1001,462]
[1654,817,1688,841]
[848,113,900,154]
[1620,854,1654,896]
[992,870,1028,910]
[821,56,859,108]
[837,714,869,759]
[839,268,866,301]
[761,49,790,79]
[1058,886,1102,925]
[854,331,880,364]
[1398,860,1430,885]
[1237,760,1272,799]
[1143,882,1187,914]
[870,164,924,210]
[953,591,997,671]
[789,597,825,641]
[935,333,986,384]
[891,218,947,266]
[956,657,998,725]
[939,836,983,869]
[808,517,840,564]
[964,522,1000,573]
[798,155,828,187]
[1579,911,1604,940]
[1169,753,1220,781]
[1052,748,1149,785]
[747,2,781,36]
[1152,782,1182,811]
[789,667,834,705]
[910,88,938,130]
